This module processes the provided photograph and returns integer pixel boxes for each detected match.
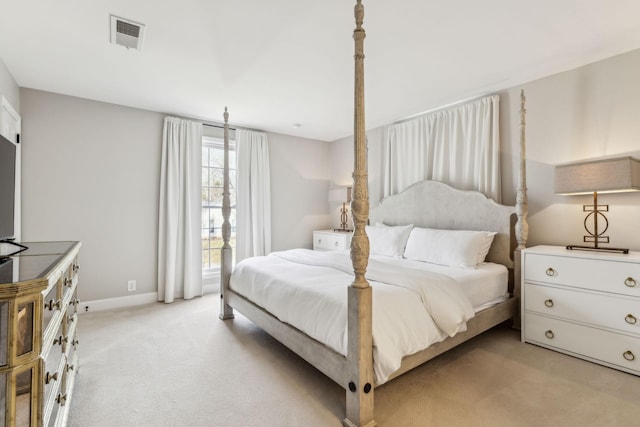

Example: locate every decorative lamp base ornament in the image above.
[334,202,353,232]
[566,192,629,254]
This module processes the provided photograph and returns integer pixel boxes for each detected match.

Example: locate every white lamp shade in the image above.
[555,156,640,195]
[328,186,352,203]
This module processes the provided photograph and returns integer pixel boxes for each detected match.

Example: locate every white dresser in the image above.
[313,230,352,251]
[521,245,640,375]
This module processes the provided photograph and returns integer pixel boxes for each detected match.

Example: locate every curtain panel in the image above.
[236,129,272,262]
[382,95,501,202]
[158,117,203,303]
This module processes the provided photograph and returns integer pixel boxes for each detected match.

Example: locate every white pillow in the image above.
[365,224,413,258]
[403,227,497,269]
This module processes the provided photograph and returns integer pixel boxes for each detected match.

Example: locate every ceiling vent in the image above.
[110,15,145,51]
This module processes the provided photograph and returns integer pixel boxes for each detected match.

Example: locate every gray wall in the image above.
[21,89,164,302]
[269,132,331,250]
[330,48,640,251]
[20,89,332,302]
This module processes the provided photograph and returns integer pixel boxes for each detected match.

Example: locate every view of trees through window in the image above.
[202,137,236,271]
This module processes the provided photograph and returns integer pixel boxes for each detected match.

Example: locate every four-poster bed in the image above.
[218,1,528,425]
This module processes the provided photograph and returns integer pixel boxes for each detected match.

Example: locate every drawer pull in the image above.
[45,372,58,384]
[54,335,68,346]
[56,393,67,406]
[545,268,556,277]
[544,299,554,308]
[335,242,339,247]
[66,364,75,372]
[544,330,554,339]
[71,298,80,307]
[68,314,75,323]
[64,277,72,287]
[623,351,635,362]
[73,263,80,273]
[45,299,62,311]
[624,277,637,288]
[72,339,79,346]
[625,314,637,325]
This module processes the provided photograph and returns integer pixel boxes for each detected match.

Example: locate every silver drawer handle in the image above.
[544,299,554,308]
[624,277,637,288]
[317,239,321,244]
[334,242,339,247]
[45,371,58,384]
[45,299,62,311]
[545,268,556,277]
[53,335,68,346]
[545,330,554,339]
[623,351,635,361]
[56,393,67,406]
[625,314,637,325]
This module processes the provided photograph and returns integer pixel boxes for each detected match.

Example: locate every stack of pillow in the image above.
[365,223,496,269]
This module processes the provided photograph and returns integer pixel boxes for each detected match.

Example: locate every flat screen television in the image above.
[0,133,16,241]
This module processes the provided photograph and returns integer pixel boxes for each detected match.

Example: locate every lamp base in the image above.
[566,244,629,255]
[333,228,353,233]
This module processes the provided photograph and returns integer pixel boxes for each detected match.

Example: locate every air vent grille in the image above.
[110,15,145,51]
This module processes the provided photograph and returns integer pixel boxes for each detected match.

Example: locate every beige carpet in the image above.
[68,293,640,426]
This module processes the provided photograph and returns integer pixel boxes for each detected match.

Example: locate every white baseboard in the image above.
[79,286,220,314]
[79,292,158,313]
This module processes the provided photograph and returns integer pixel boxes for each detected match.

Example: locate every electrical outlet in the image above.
[128,280,136,292]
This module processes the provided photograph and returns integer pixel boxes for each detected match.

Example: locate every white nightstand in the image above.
[313,230,352,251]
[521,245,640,376]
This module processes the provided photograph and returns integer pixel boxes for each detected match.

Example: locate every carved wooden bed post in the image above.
[513,90,528,328]
[219,107,234,320]
[344,1,375,426]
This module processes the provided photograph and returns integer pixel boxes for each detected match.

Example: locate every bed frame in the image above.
[218,2,529,425]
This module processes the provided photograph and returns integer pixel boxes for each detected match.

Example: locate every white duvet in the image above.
[230,249,475,384]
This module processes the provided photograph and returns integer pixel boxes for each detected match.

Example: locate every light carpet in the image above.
[68,293,640,426]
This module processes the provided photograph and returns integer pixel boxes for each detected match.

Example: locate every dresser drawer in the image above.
[42,283,62,340]
[43,355,65,409]
[44,319,65,378]
[524,313,640,375]
[524,253,640,297]
[61,256,79,303]
[313,231,350,251]
[525,283,640,335]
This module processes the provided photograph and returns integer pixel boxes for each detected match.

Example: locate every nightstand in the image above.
[521,245,640,376]
[313,230,352,251]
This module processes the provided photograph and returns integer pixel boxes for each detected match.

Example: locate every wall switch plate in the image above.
[128,280,136,292]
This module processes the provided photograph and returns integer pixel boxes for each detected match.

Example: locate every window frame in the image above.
[201,135,236,282]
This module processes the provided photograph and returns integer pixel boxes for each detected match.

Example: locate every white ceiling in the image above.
[2,0,640,142]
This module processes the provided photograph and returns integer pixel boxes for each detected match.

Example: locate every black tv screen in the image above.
[0,134,16,240]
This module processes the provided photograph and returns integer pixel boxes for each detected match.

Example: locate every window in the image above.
[202,136,236,272]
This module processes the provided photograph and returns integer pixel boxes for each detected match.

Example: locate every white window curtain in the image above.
[158,117,203,303]
[382,95,501,202]
[236,129,271,262]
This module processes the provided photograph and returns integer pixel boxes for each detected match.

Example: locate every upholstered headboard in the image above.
[369,180,516,268]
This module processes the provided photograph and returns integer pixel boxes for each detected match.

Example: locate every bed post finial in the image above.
[220,106,234,320]
[515,90,528,250]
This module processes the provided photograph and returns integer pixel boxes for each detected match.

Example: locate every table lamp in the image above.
[555,156,640,254]
[328,186,353,232]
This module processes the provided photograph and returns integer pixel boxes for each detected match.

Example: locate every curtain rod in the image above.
[391,92,497,126]
[203,122,237,131]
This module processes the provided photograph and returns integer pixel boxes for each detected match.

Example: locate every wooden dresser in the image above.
[0,241,81,427]
[521,245,640,375]
[312,230,352,251]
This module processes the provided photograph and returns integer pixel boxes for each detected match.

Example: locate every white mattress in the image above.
[229,249,508,384]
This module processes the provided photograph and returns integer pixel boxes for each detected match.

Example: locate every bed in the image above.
[218,2,529,425]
